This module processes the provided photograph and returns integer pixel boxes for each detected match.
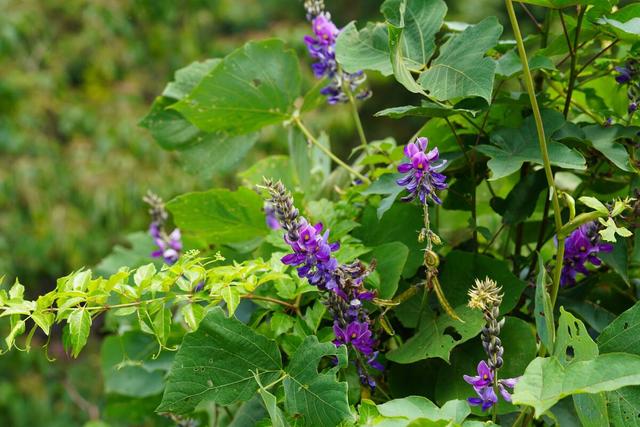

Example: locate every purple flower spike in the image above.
[397,137,448,205]
[463,360,493,388]
[560,221,613,286]
[464,361,519,411]
[303,11,371,104]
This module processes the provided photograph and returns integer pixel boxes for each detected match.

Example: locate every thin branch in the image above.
[576,39,619,77]
[519,2,542,31]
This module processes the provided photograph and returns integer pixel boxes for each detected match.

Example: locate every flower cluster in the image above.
[303,2,370,104]
[560,221,613,286]
[144,191,182,265]
[264,179,382,387]
[615,60,639,115]
[397,137,448,205]
[464,278,519,411]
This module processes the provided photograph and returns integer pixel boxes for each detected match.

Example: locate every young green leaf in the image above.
[67,307,91,358]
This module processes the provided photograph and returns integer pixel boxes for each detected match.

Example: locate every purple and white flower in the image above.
[397,137,448,205]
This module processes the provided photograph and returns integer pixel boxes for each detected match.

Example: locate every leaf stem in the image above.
[293,116,369,183]
[344,84,369,150]
[505,0,565,306]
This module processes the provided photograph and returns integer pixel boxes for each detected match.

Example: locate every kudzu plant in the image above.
[2,0,640,426]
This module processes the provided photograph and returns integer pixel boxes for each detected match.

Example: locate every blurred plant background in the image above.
[0,0,634,426]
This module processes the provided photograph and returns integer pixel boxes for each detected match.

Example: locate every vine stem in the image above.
[505,0,565,306]
[344,84,369,150]
[562,6,586,118]
[293,116,370,183]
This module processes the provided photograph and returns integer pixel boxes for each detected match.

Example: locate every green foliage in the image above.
[4,0,640,425]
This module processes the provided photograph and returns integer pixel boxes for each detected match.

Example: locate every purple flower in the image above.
[464,361,519,411]
[303,12,370,104]
[281,220,340,289]
[150,223,182,265]
[463,360,493,388]
[560,221,613,286]
[397,137,448,205]
[468,384,498,412]
[615,66,632,84]
[264,203,281,230]
[333,320,375,355]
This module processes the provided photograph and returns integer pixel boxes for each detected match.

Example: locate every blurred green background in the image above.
[0,0,622,425]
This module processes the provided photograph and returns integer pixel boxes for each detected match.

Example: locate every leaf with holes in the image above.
[157,307,282,414]
[386,305,484,363]
[283,336,352,427]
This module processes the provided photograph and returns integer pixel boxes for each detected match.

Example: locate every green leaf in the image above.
[387,24,427,95]
[573,393,610,427]
[599,238,629,283]
[237,155,294,189]
[535,257,555,351]
[229,395,270,427]
[477,110,586,180]
[598,217,632,243]
[582,125,637,172]
[163,59,221,100]
[386,305,484,363]
[579,196,609,214]
[167,188,267,245]
[606,387,640,427]
[373,396,470,426]
[335,22,392,76]
[100,332,173,398]
[221,286,241,316]
[375,100,479,119]
[255,375,289,427]
[172,39,300,135]
[418,17,503,103]
[495,169,547,225]
[134,263,156,287]
[283,336,352,427]
[438,250,526,313]
[511,353,640,418]
[68,307,91,358]
[495,50,556,78]
[157,307,282,414]
[553,307,599,364]
[381,0,448,70]
[598,301,640,355]
[597,4,640,41]
[361,173,404,219]
[364,242,409,299]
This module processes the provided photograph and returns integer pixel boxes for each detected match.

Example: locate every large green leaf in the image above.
[381,0,447,70]
[172,39,300,135]
[335,22,392,76]
[477,110,586,180]
[167,188,267,245]
[553,307,599,364]
[511,353,640,417]
[283,336,352,427]
[597,4,640,41]
[157,307,282,414]
[438,250,526,313]
[582,124,637,172]
[598,301,640,355]
[492,169,547,225]
[386,305,484,363]
[140,60,259,178]
[382,0,447,95]
[418,17,503,103]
